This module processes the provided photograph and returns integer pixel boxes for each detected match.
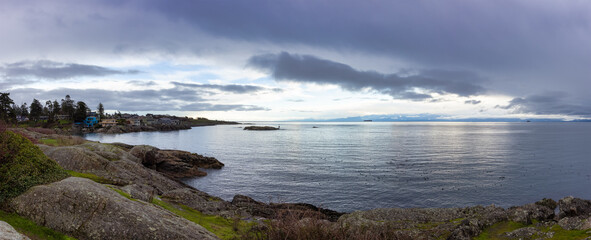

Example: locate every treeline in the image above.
[0,92,105,124]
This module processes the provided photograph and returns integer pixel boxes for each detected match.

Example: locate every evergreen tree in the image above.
[20,103,28,117]
[97,103,105,120]
[52,100,60,115]
[0,93,15,123]
[73,101,88,123]
[29,99,43,121]
[61,95,75,120]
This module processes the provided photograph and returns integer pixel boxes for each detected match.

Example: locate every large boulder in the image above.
[9,177,219,240]
[0,221,30,240]
[508,202,555,224]
[39,144,185,194]
[129,145,224,179]
[558,196,591,218]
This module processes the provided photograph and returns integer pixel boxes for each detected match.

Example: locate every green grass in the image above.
[475,221,527,240]
[107,186,137,201]
[40,138,59,146]
[66,170,115,184]
[0,209,76,240]
[546,224,591,239]
[151,197,251,240]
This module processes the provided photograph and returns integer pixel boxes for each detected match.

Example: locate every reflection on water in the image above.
[85,122,591,212]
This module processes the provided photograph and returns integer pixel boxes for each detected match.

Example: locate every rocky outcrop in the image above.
[231,195,343,222]
[336,197,591,239]
[162,188,235,216]
[0,221,30,240]
[38,143,185,194]
[243,126,279,130]
[94,124,191,134]
[339,205,507,240]
[9,177,218,240]
[557,196,591,230]
[129,145,224,179]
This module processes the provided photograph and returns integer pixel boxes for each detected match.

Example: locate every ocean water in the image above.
[84,122,591,212]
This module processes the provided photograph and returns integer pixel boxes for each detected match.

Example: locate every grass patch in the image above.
[542,224,590,240]
[151,197,251,240]
[475,221,528,240]
[0,209,76,240]
[106,186,136,201]
[40,138,59,146]
[65,170,114,185]
[0,131,69,203]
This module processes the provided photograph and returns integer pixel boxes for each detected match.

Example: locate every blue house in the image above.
[83,116,99,128]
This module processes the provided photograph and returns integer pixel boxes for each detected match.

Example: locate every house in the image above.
[39,116,49,120]
[100,119,117,127]
[159,118,173,125]
[145,117,157,125]
[83,116,99,128]
[127,118,141,126]
[56,115,69,120]
[16,116,29,122]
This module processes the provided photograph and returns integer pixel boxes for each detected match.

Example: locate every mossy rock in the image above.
[0,131,69,203]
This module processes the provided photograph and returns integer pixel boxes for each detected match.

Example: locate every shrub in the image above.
[0,130,69,203]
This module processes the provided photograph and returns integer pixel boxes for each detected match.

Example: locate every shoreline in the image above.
[2,127,591,239]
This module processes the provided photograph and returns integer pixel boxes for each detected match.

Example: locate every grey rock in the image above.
[9,177,219,240]
[558,196,591,218]
[535,198,557,210]
[129,145,160,166]
[120,184,157,202]
[162,188,234,216]
[0,221,30,240]
[503,227,550,239]
[39,144,185,194]
[130,145,224,179]
[508,203,555,224]
[558,217,587,230]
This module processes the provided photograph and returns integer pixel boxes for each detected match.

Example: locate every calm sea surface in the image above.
[84,122,591,212]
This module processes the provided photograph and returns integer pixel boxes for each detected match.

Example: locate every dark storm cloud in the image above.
[171,81,281,94]
[9,87,267,112]
[142,0,591,71]
[497,93,591,117]
[248,52,485,100]
[1,60,140,79]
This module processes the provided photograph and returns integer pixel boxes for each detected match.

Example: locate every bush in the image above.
[0,130,69,203]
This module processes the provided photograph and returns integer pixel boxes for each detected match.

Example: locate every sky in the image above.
[1,0,590,121]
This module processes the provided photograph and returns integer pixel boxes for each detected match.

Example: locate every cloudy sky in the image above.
[1,0,590,121]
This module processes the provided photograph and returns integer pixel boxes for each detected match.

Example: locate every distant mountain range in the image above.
[295,114,589,122]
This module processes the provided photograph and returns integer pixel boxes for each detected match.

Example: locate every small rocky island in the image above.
[243,126,280,130]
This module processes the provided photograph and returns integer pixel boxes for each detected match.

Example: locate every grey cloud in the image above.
[497,92,591,117]
[1,60,140,79]
[127,80,157,87]
[248,52,485,100]
[9,87,268,112]
[171,81,281,94]
[0,77,36,90]
[465,100,481,105]
[181,103,269,111]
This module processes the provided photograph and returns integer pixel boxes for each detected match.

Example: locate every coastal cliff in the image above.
[1,128,591,240]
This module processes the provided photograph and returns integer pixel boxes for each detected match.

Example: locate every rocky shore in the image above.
[2,128,591,239]
[92,124,192,134]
